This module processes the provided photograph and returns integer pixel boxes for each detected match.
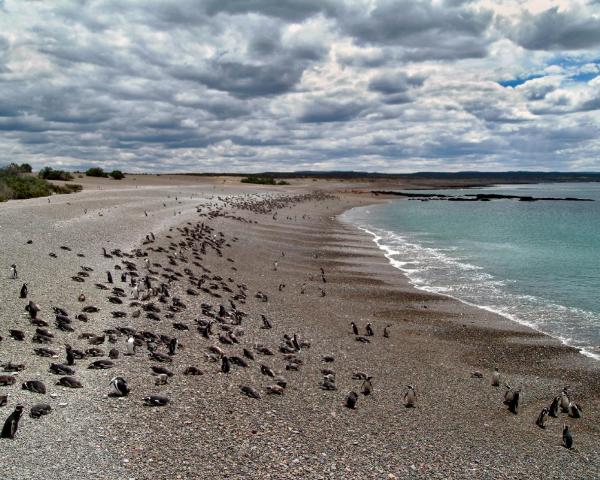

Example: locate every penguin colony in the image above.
[0,190,587,450]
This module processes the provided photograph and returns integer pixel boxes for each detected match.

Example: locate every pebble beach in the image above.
[0,175,598,479]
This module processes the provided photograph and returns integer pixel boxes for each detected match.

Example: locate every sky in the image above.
[0,0,599,173]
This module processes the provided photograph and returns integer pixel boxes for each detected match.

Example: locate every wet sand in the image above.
[0,177,598,479]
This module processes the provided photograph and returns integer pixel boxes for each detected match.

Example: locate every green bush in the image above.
[3,175,53,199]
[241,176,289,185]
[85,167,108,177]
[109,170,125,180]
[19,163,32,173]
[39,166,74,181]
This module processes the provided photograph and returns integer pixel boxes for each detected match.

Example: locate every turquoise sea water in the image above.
[342,183,600,359]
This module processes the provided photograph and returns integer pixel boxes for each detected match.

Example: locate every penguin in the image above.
[109,377,130,397]
[365,323,374,336]
[361,377,373,396]
[22,380,46,394]
[143,395,169,406]
[404,385,417,408]
[1,405,24,439]
[549,396,560,417]
[155,374,168,386]
[345,391,358,409]
[240,385,261,399]
[19,283,28,299]
[491,367,500,387]
[260,364,275,377]
[30,403,52,419]
[536,407,549,429]
[107,271,113,284]
[261,315,272,329]
[383,325,390,338]
[562,424,573,449]
[168,338,178,356]
[560,387,570,413]
[126,336,135,355]
[65,344,75,366]
[10,264,17,279]
[507,390,520,414]
[568,402,582,419]
[351,322,358,335]
[56,377,83,388]
[221,355,230,374]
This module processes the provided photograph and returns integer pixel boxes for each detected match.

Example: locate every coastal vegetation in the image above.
[39,166,74,181]
[109,169,125,180]
[85,167,108,177]
[0,163,81,201]
[241,176,290,185]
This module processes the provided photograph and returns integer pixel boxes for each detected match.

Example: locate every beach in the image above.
[0,176,598,479]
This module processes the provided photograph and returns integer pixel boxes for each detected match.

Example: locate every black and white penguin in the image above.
[361,377,373,396]
[30,403,52,419]
[1,405,24,439]
[562,424,573,449]
[65,344,75,366]
[261,315,272,329]
[351,322,358,335]
[109,377,130,397]
[491,367,500,387]
[126,336,135,355]
[536,407,549,429]
[22,380,46,394]
[404,385,417,408]
[143,395,169,406]
[221,355,230,374]
[365,323,374,336]
[10,264,17,279]
[345,391,358,409]
[107,271,113,284]
[383,325,390,338]
[549,396,560,417]
[168,337,178,356]
[568,402,582,419]
[19,283,28,299]
[504,387,520,414]
[560,387,570,413]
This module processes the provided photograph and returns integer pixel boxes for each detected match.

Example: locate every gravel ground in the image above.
[0,182,598,480]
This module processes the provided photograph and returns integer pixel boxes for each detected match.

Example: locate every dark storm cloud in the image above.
[0,0,599,172]
[338,0,493,59]
[512,7,600,51]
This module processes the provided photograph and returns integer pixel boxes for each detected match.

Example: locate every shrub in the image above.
[19,163,32,173]
[3,175,53,199]
[109,170,125,180]
[85,167,108,177]
[39,167,74,181]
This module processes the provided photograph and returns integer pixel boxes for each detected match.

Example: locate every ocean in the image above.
[342,183,600,359]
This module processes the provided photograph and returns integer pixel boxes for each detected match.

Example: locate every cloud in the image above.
[511,7,600,51]
[0,0,598,172]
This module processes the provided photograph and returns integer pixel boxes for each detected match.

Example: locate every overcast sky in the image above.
[1,0,599,173]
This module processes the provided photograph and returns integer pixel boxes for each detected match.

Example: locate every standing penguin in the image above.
[65,344,75,366]
[107,271,113,284]
[365,323,374,336]
[491,367,500,387]
[1,405,24,439]
[361,377,373,396]
[404,385,417,408]
[549,396,560,417]
[19,283,28,299]
[10,264,17,279]
[504,387,521,414]
[126,336,135,355]
[536,407,549,429]
[351,322,358,335]
[568,402,582,419]
[560,387,570,413]
[562,424,573,449]
[109,377,130,397]
[383,325,390,338]
[345,391,358,409]
[168,337,178,356]
[221,356,230,374]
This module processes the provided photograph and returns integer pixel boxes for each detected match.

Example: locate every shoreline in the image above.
[339,196,600,363]
[0,180,598,478]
